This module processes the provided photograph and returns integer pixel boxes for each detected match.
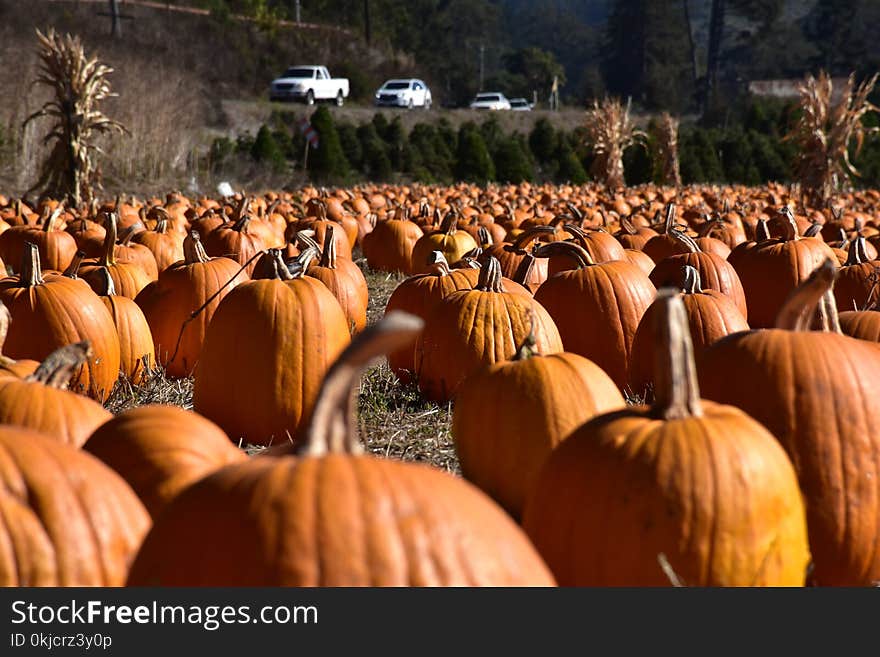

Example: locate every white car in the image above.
[269,65,350,106]
[509,98,533,111]
[469,92,512,110]
[374,79,432,109]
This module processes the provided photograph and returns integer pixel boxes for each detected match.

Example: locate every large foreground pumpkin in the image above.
[453,334,624,519]
[0,426,149,585]
[698,259,880,586]
[128,312,555,586]
[193,249,350,446]
[84,405,245,519]
[523,289,809,586]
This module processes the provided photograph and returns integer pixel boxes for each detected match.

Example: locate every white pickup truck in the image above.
[269,66,350,106]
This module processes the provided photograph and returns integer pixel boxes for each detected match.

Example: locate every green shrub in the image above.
[529,118,558,163]
[357,123,393,181]
[555,140,588,184]
[337,122,363,170]
[307,106,350,182]
[493,135,534,183]
[455,123,495,184]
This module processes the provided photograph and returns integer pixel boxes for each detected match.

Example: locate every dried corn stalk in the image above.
[653,112,682,187]
[785,70,879,208]
[23,29,127,207]
[584,97,646,191]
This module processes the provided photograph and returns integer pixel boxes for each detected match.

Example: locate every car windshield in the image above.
[475,94,501,101]
[510,99,527,106]
[383,82,411,90]
[282,68,315,78]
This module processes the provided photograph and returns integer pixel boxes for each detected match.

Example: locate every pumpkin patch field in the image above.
[1,181,880,588]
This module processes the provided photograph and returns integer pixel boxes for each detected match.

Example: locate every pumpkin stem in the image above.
[63,250,86,279]
[803,222,822,238]
[532,240,595,268]
[95,267,116,296]
[183,231,210,265]
[511,225,555,251]
[19,242,44,287]
[99,211,118,267]
[755,219,771,242]
[671,228,700,253]
[619,215,638,235]
[844,235,869,267]
[778,207,799,241]
[813,289,843,334]
[153,207,170,234]
[42,204,65,232]
[651,288,704,420]
[512,316,539,361]
[253,249,294,281]
[0,300,10,355]
[319,224,337,269]
[512,253,536,288]
[423,251,452,276]
[25,341,92,390]
[294,230,320,252]
[476,256,505,292]
[682,265,702,294]
[477,225,492,247]
[774,259,837,331]
[566,202,583,222]
[662,203,677,235]
[298,311,424,457]
[232,214,252,234]
[438,210,457,235]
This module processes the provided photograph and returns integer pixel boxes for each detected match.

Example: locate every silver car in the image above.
[374,79,433,109]
[469,92,512,110]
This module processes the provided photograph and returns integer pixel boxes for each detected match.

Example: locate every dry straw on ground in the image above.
[785,70,879,208]
[653,112,682,188]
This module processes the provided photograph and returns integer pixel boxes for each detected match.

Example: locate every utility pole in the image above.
[479,44,485,91]
[363,0,371,45]
[295,0,301,23]
[109,0,122,38]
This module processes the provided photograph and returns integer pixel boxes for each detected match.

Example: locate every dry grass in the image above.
[584,97,647,191]
[786,70,879,207]
[101,251,460,473]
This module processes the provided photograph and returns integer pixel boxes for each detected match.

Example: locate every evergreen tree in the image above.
[307,106,349,181]
[357,123,392,181]
[250,124,286,171]
[529,118,558,164]
[383,117,407,170]
[455,123,494,184]
[555,139,588,184]
[336,122,363,170]
[493,135,533,183]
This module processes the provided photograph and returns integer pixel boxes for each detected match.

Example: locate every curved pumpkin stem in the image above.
[298,311,424,457]
[512,253,536,288]
[661,203,677,235]
[423,251,452,276]
[476,256,505,292]
[775,259,837,331]
[25,341,92,390]
[532,240,595,268]
[94,267,117,296]
[671,229,700,253]
[183,231,210,265]
[651,288,703,420]
[682,265,702,294]
[844,236,869,267]
[510,225,555,251]
[19,242,44,287]
[63,250,86,279]
[814,290,843,334]
[0,301,11,362]
[477,225,492,248]
[618,215,639,236]
[253,249,293,281]
[152,207,171,234]
[437,210,457,235]
[512,315,539,360]
[319,224,337,269]
[755,219,771,242]
[42,205,65,232]
[294,230,320,252]
[232,214,252,234]
[803,222,823,238]
[778,207,799,241]
[99,211,119,267]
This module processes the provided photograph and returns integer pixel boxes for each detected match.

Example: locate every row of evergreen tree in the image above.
[208,103,880,189]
